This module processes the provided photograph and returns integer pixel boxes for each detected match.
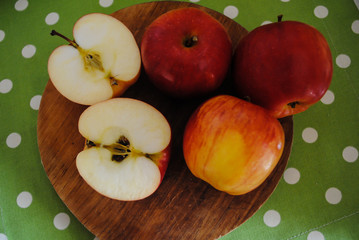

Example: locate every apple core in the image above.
[51,30,106,74]
[85,136,161,164]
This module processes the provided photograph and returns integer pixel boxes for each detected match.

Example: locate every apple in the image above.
[48,13,141,105]
[141,7,232,98]
[76,98,171,201]
[233,15,333,118]
[183,95,284,195]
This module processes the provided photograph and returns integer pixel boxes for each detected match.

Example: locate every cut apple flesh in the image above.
[76,98,171,201]
[77,146,161,201]
[48,13,141,105]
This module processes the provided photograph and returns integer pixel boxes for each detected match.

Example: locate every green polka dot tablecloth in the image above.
[1,0,358,239]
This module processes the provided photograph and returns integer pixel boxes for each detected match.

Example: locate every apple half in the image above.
[48,13,141,105]
[76,98,171,201]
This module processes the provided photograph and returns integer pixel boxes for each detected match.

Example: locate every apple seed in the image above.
[83,51,104,72]
[85,137,160,163]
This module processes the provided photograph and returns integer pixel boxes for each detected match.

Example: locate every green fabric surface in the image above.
[1,0,358,239]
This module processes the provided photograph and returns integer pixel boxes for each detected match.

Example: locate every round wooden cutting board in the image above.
[37,2,293,240]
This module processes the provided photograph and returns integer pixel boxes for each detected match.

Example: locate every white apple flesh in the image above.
[48,13,141,105]
[76,98,171,201]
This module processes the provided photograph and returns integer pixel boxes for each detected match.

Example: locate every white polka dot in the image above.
[320,90,335,105]
[263,210,281,227]
[314,6,328,19]
[223,6,239,19]
[336,54,351,68]
[0,79,13,93]
[189,0,200,2]
[6,132,21,148]
[16,191,33,208]
[281,0,290,2]
[99,0,113,7]
[54,212,71,230]
[325,187,342,204]
[307,230,325,240]
[261,21,272,26]
[30,95,42,110]
[15,0,28,11]
[0,234,7,240]
[0,30,5,42]
[352,20,359,34]
[22,44,36,58]
[45,12,59,25]
[284,167,300,184]
[343,146,358,163]
[302,127,318,143]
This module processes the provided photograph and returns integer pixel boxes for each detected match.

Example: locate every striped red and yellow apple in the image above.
[183,95,285,195]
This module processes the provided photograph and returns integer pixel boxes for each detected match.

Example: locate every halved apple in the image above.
[76,98,171,201]
[48,13,141,105]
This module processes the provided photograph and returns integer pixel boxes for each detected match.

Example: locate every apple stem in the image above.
[183,35,198,48]
[50,30,79,48]
[278,14,283,22]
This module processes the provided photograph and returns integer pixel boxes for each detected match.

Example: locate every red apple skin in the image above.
[141,7,232,98]
[183,95,285,195]
[156,143,171,182]
[233,20,333,118]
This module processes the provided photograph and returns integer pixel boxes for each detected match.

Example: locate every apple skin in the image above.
[233,19,333,118]
[183,95,285,195]
[141,7,232,98]
[153,144,171,182]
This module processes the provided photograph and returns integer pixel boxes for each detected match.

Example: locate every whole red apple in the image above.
[141,7,232,98]
[233,16,333,118]
[183,95,285,195]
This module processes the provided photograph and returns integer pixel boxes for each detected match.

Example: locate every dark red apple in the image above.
[233,16,333,118]
[141,7,232,98]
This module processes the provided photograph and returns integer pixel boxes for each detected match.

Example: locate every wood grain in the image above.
[37,2,293,240]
